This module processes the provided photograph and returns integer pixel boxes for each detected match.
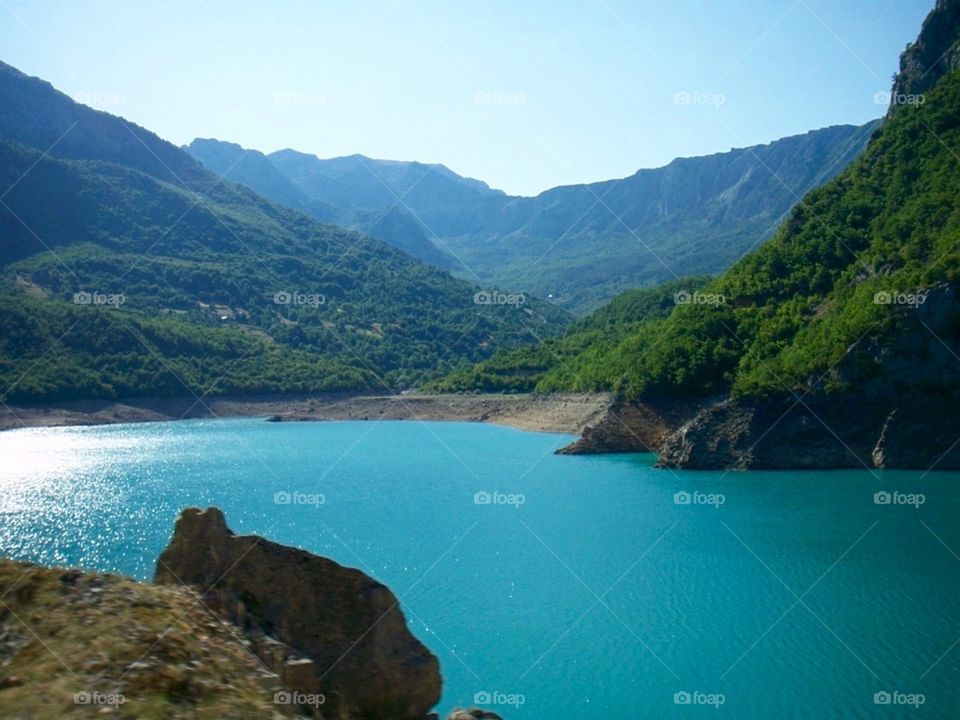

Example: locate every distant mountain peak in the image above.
[188,137,245,152]
[0,59,208,190]
[187,138,456,268]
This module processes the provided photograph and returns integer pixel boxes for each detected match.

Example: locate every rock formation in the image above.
[556,395,702,455]
[564,374,960,471]
[155,507,441,720]
[892,0,960,102]
[654,393,960,470]
[655,397,879,470]
[656,282,960,470]
[0,557,293,719]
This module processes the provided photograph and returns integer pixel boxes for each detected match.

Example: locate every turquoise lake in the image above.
[1,417,959,718]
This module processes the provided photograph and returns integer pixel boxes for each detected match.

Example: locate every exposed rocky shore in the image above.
[0,392,609,436]
[655,395,960,470]
[556,393,960,471]
[6,383,957,470]
[556,395,704,456]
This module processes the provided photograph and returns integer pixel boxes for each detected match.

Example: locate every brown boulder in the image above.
[155,507,441,720]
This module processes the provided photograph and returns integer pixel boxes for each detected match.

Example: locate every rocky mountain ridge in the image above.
[892,0,960,100]
[188,122,878,313]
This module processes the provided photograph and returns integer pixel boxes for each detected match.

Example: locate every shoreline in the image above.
[0,391,612,436]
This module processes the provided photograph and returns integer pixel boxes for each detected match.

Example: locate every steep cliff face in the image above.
[155,507,441,720]
[655,396,960,471]
[892,0,960,100]
[560,395,881,468]
[565,392,960,471]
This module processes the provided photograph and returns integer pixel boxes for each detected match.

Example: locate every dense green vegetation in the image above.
[0,62,569,403]
[618,67,960,400]
[429,277,709,393]
[190,124,877,314]
[439,66,960,402]
[0,290,375,400]
[4,4,958,410]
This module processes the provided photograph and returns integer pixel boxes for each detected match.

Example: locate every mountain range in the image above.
[187,121,878,313]
[0,60,568,403]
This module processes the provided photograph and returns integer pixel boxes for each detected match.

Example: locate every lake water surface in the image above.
[1,418,958,718]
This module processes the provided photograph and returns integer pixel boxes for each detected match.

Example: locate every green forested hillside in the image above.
[441,42,960,404]
[611,65,960,402]
[0,64,568,403]
[430,277,709,393]
[0,291,375,400]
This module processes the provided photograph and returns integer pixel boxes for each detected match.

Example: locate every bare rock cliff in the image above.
[892,0,960,102]
[556,396,702,455]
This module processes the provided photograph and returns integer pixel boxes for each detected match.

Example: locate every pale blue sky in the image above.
[0,0,932,195]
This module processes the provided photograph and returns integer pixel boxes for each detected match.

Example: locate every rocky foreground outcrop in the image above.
[0,557,295,719]
[0,513,485,719]
[446,710,503,720]
[155,507,441,720]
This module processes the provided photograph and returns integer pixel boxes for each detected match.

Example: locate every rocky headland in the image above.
[559,386,960,471]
